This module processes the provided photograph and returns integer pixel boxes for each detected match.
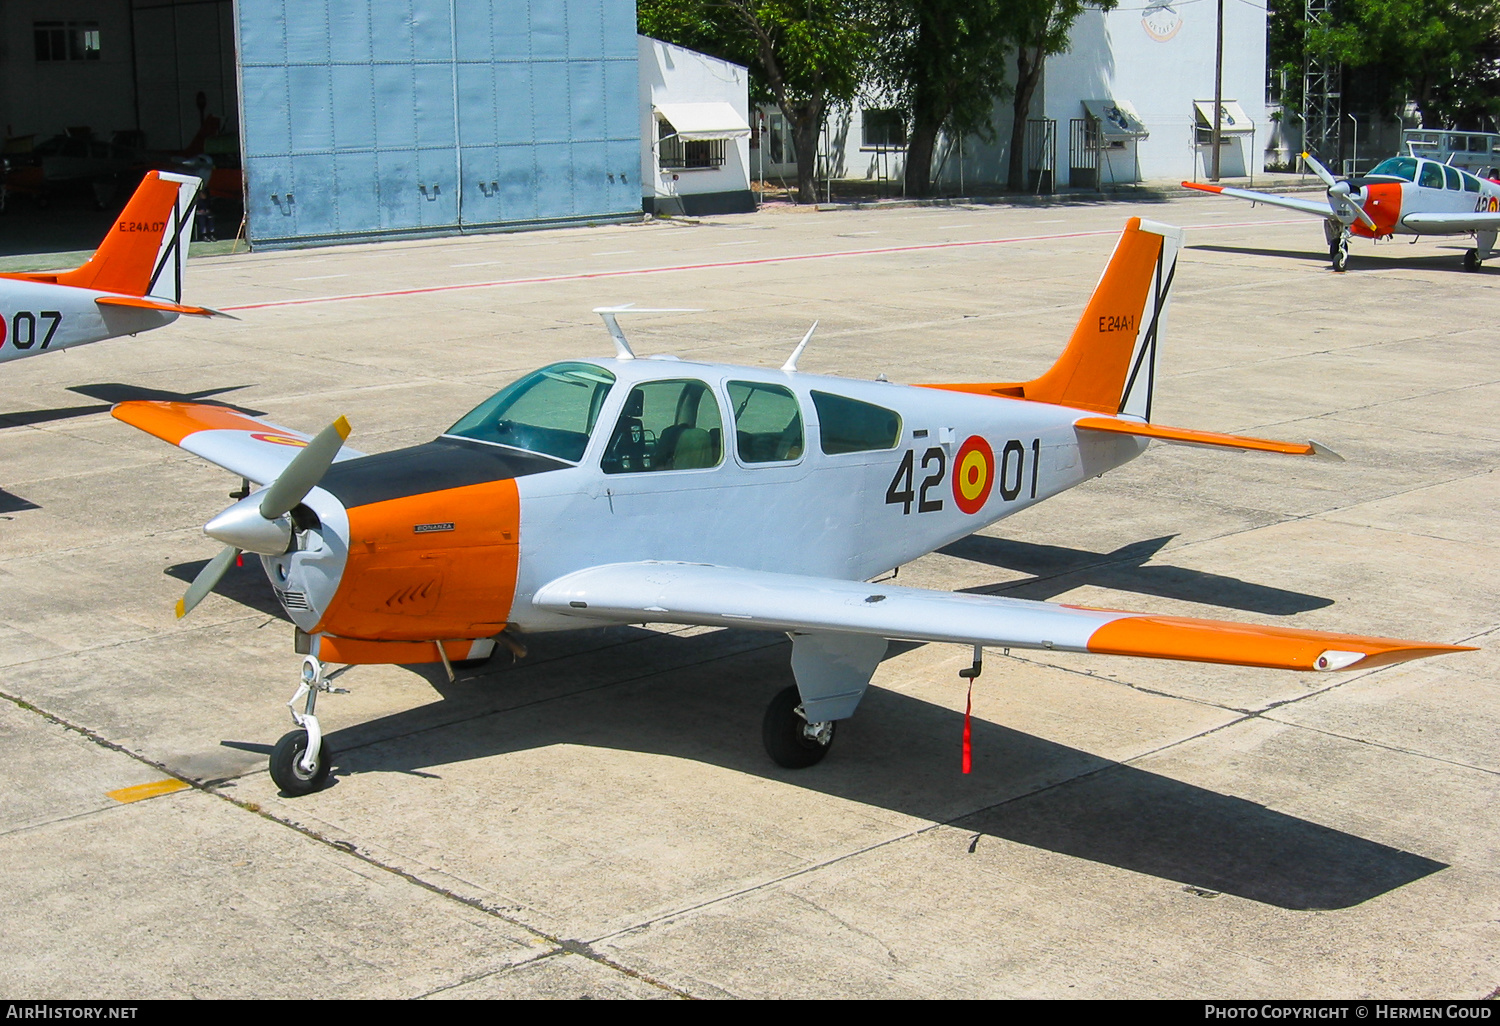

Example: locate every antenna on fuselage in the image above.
[593,304,700,361]
[781,321,818,373]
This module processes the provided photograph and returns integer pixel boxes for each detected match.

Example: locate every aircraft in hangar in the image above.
[111,218,1473,795]
[1183,152,1500,271]
[0,170,225,364]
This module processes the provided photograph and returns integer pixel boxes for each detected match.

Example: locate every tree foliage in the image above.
[868,2,1015,197]
[638,0,872,202]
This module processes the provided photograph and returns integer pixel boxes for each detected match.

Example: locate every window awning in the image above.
[654,102,751,141]
[1193,100,1254,135]
[1082,99,1149,140]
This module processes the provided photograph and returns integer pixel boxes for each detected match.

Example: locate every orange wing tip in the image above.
[1086,615,1475,672]
[1183,181,1224,194]
[174,598,187,619]
[333,416,352,441]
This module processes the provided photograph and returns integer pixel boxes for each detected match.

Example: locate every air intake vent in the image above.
[275,588,310,611]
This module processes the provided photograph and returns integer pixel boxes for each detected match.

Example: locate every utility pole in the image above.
[1211,0,1223,180]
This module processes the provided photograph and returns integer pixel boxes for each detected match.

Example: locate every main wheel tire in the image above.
[1330,238,1349,272]
[1465,249,1481,271]
[762,684,835,769]
[270,729,332,795]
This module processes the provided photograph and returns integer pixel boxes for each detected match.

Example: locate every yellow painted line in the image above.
[107,779,190,804]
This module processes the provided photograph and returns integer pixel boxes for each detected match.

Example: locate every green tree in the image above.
[1302,0,1500,128]
[869,2,1015,197]
[638,0,872,203]
[1004,0,1117,192]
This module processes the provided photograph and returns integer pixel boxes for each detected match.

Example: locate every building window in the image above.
[35,21,101,61]
[658,119,725,170]
[861,109,906,150]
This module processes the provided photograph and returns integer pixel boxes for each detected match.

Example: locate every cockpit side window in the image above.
[445,362,615,463]
[728,381,804,464]
[601,378,724,474]
[1369,157,1416,181]
[812,391,901,454]
[1419,161,1445,189]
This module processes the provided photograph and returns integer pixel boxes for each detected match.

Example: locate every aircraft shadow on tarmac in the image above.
[0,486,40,514]
[258,617,1444,913]
[940,534,1334,615]
[0,383,264,431]
[1188,242,1476,272]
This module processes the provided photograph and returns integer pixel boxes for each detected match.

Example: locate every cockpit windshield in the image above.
[1368,157,1417,182]
[445,362,616,462]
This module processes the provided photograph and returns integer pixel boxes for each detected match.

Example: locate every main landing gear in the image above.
[1465,249,1484,272]
[268,656,348,795]
[762,684,836,768]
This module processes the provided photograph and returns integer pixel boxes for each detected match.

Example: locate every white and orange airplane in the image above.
[0,170,224,363]
[112,218,1473,795]
[1184,152,1500,271]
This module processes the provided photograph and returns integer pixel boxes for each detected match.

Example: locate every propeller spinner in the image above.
[176,416,351,618]
[1303,151,1377,230]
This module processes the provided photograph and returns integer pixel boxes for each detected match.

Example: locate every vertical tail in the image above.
[55,170,202,302]
[1022,217,1181,419]
[920,218,1182,420]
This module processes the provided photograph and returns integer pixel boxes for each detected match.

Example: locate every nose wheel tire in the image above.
[1330,237,1349,272]
[1465,249,1482,271]
[762,684,836,769]
[270,729,332,795]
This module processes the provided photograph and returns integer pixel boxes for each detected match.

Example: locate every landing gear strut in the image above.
[762,684,836,768]
[268,656,347,795]
[1330,232,1350,272]
[1464,249,1483,272]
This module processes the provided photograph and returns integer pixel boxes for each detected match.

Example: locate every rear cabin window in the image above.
[601,378,724,474]
[812,391,901,454]
[1445,165,1463,190]
[445,362,615,463]
[1463,171,1481,192]
[728,382,804,463]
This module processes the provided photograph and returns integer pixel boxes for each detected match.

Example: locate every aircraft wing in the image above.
[113,400,365,485]
[1182,181,1338,220]
[1399,212,1500,233]
[533,561,1470,673]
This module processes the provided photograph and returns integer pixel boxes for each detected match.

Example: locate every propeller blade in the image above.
[258,416,350,520]
[1302,151,1338,188]
[177,545,240,619]
[1329,181,1378,230]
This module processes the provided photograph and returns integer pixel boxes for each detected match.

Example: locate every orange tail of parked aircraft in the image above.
[39,170,201,304]
[922,217,1180,420]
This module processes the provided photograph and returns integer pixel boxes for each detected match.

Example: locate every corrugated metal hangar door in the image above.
[236,0,640,248]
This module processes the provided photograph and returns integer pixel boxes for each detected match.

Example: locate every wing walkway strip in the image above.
[221,218,1307,312]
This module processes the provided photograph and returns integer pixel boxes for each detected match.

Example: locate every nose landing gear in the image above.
[269,656,348,795]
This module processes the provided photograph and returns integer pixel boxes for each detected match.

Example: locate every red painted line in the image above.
[220,218,1310,312]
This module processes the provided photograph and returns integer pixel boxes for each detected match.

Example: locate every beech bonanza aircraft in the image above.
[0,170,223,364]
[1183,152,1500,271]
[112,218,1472,795]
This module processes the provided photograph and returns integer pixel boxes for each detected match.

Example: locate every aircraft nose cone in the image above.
[204,493,293,555]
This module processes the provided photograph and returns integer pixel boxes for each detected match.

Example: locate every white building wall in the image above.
[1045,4,1267,185]
[637,35,752,213]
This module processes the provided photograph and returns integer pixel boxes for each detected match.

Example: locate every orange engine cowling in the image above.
[312,478,520,641]
[1352,182,1403,238]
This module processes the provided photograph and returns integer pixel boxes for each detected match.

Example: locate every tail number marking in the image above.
[5,311,62,351]
[888,437,1040,516]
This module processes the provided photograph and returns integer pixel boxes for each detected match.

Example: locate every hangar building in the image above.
[2,0,643,248]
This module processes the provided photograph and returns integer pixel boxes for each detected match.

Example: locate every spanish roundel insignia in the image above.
[250,432,309,448]
[952,435,994,514]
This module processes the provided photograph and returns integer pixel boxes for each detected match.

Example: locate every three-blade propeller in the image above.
[176,416,350,618]
[1303,151,1377,230]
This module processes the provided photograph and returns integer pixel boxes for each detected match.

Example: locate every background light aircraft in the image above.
[1183,152,1500,271]
[112,218,1473,796]
[0,170,224,364]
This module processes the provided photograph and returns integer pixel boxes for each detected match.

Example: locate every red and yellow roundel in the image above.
[952,435,995,514]
[250,432,308,448]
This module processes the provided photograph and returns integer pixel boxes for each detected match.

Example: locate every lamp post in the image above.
[1346,112,1357,175]
[1211,0,1224,180]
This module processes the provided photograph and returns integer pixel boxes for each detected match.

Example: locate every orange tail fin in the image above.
[54,170,202,302]
[923,217,1183,419]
